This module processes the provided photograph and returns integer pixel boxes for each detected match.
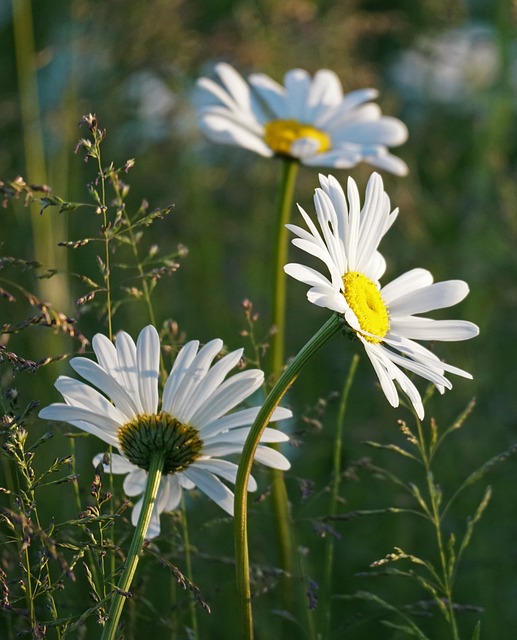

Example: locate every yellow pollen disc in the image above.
[343,271,389,343]
[264,119,331,156]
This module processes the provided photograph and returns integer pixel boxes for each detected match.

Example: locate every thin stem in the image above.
[416,419,460,640]
[101,452,165,640]
[322,353,359,639]
[94,144,117,587]
[30,506,61,637]
[24,546,36,632]
[68,438,103,597]
[180,495,199,640]
[269,158,299,615]
[98,158,112,341]
[426,471,460,640]
[271,158,299,380]
[234,313,343,640]
[127,223,157,327]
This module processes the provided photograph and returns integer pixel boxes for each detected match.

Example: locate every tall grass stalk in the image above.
[414,416,460,640]
[321,353,359,639]
[11,0,71,313]
[180,495,199,640]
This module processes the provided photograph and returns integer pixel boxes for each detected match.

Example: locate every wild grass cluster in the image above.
[1,1,517,639]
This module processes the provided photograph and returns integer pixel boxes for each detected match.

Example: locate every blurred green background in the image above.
[1,0,517,638]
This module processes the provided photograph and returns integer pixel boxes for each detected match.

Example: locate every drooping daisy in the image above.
[196,63,409,175]
[284,173,479,419]
[39,325,291,537]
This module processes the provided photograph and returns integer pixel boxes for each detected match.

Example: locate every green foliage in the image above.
[348,402,513,639]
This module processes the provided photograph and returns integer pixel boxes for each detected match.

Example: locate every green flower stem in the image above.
[101,451,165,640]
[271,158,299,380]
[269,157,299,611]
[234,313,343,640]
[322,353,360,639]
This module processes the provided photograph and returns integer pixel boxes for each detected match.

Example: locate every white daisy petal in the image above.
[198,112,273,157]
[390,317,480,341]
[92,333,119,378]
[114,331,145,414]
[182,466,235,516]
[164,475,183,512]
[123,468,149,496]
[201,405,291,440]
[131,492,163,539]
[338,117,409,146]
[207,426,289,445]
[69,358,138,420]
[93,452,136,474]
[162,340,200,413]
[249,72,287,119]
[54,376,127,424]
[136,325,160,414]
[388,280,469,316]
[383,334,474,380]
[306,69,343,119]
[74,420,119,447]
[283,263,337,290]
[201,443,248,457]
[178,474,196,491]
[253,445,291,471]
[179,348,244,419]
[168,339,224,421]
[39,404,121,439]
[191,370,264,428]
[363,152,409,177]
[363,343,400,409]
[381,268,434,303]
[214,62,255,111]
[194,458,257,492]
[307,286,348,313]
[302,148,362,168]
[284,68,311,121]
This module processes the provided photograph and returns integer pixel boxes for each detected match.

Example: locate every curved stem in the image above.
[322,354,360,639]
[101,452,165,640]
[234,313,343,640]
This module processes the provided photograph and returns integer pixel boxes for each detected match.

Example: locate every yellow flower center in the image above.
[118,412,203,474]
[264,119,331,156]
[343,271,389,343]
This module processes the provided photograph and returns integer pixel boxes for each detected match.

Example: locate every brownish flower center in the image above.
[118,413,203,474]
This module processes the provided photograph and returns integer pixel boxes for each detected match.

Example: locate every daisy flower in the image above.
[284,173,479,419]
[39,325,291,538]
[196,63,409,175]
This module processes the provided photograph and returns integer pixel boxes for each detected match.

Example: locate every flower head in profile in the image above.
[284,173,479,419]
[196,63,409,175]
[40,326,291,537]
